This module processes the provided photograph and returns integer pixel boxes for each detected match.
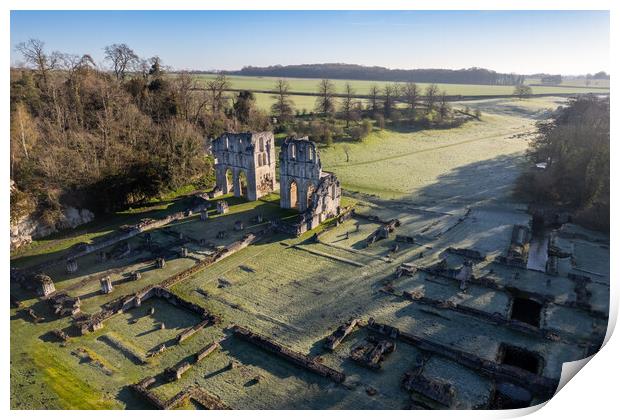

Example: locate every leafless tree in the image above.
[343,145,351,162]
[205,73,231,114]
[15,38,58,85]
[315,79,336,117]
[104,43,139,80]
[425,84,439,113]
[438,91,450,122]
[383,84,398,118]
[341,83,356,128]
[271,79,294,123]
[368,84,380,114]
[402,82,420,120]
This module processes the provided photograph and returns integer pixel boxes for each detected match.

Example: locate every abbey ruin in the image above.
[212,133,341,232]
[211,132,276,201]
[279,137,341,231]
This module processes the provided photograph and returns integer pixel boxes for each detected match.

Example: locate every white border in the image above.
[2,1,616,419]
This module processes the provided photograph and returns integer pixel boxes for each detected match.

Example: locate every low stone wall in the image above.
[324,318,359,351]
[176,319,212,343]
[131,341,228,409]
[401,289,571,343]
[72,230,269,335]
[73,286,219,335]
[232,325,345,383]
[366,318,558,400]
[131,381,217,410]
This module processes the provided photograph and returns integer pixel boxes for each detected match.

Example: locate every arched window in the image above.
[225,168,233,192]
[259,137,265,152]
[238,171,248,197]
[307,184,315,209]
[289,180,299,209]
[290,144,296,160]
[263,152,268,166]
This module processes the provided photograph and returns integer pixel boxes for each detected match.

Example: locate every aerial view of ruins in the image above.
[9,8,610,411]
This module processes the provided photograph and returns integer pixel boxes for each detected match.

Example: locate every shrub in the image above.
[349,126,363,141]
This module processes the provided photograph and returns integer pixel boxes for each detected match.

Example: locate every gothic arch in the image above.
[289,180,299,210]
[238,170,248,197]
[306,183,316,209]
[225,168,233,193]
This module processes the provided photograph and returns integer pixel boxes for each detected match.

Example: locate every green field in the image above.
[252,92,366,113]
[524,77,610,89]
[317,97,567,200]
[193,73,609,97]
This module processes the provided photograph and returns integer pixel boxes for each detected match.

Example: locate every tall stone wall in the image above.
[279,137,341,231]
[212,132,276,201]
[279,137,322,212]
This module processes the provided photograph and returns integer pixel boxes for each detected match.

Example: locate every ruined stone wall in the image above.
[303,172,341,230]
[279,137,341,231]
[279,137,322,212]
[212,132,276,201]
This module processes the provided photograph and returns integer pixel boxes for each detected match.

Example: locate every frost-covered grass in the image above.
[320,112,531,201]
[10,96,608,409]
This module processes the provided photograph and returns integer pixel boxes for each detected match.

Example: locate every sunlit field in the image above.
[192,73,609,97]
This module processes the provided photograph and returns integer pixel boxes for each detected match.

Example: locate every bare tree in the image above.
[402,82,419,120]
[368,84,380,114]
[104,43,139,80]
[341,83,356,128]
[438,91,450,122]
[383,84,397,118]
[173,71,199,121]
[15,39,58,85]
[315,79,336,117]
[206,74,231,114]
[343,145,351,162]
[271,79,294,123]
[425,84,439,113]
[10,103,38,176]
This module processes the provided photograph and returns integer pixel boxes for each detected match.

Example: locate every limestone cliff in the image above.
[10,181,94,250]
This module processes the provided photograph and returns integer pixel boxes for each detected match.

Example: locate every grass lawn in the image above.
[318,112,532,200]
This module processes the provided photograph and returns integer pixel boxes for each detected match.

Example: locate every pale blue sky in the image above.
[10,10,610,75]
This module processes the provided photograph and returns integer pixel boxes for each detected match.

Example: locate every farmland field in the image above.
[192,73,609,97]
[524,77,610,89]
[252,92,347,113]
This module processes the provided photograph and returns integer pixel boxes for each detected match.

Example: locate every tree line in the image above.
[225,63,526,85]
[270,77,466,145]
[515,95,609,231]
[10,40,271,225]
